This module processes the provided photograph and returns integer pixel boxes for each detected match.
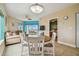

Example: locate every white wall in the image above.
[40,4,79,48]
[6,16,23,31]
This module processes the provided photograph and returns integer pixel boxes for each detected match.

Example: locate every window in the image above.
[0,16,4,40]
[26,25,38,35]
[18,24,23,31]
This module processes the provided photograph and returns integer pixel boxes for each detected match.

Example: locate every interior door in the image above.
[77,13,79,48]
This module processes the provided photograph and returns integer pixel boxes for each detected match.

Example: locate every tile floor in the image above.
[4,44,22,56]
[55,43,79,56]
[3,42,79,56]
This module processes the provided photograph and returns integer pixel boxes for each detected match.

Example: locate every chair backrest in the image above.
[28,37,44,56]
[52,32,56,56]
[20,32,26,42]
[52,32,56,43]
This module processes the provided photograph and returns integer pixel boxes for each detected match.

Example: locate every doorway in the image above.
[49,18,58,41]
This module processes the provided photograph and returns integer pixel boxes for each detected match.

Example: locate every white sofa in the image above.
[6,35,21,45]
[6,31,21,45]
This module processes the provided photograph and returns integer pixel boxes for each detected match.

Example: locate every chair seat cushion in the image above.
[44,43,53,47]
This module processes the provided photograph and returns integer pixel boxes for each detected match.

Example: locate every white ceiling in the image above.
[4,3,75,21]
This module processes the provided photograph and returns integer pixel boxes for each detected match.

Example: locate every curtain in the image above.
[0,16,4,40]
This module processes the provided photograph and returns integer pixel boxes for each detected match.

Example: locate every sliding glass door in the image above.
[23,21,39,37]
[26,25,38,35]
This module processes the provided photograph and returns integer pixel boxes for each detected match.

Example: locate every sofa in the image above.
[5,30,21,45]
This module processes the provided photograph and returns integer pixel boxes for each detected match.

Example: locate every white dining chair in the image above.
[20,32,28,56]
[28,36,44,56]
[44,32,56,56]
[52,32,56,56]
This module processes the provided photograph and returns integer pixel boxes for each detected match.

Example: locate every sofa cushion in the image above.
[6,37,20,45]
[6,35,20,39]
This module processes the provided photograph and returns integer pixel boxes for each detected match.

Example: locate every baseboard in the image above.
[58,41,76,48]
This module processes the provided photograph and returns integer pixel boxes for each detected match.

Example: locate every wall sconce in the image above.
[64,16,68,20]
[12,23,14,26]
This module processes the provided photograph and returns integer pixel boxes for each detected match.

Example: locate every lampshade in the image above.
[30,3,44,14]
